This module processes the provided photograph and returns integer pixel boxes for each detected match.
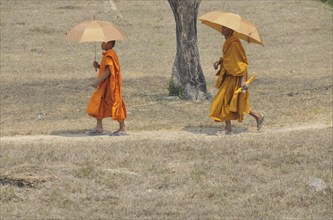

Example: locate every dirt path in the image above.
[1,123,331,143]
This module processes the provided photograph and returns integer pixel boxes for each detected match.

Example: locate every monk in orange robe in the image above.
[210,26,264,134]
[86,40,127,136]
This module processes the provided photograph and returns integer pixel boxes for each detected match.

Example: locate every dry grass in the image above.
[1,128,332,219]
[1,0,332,219]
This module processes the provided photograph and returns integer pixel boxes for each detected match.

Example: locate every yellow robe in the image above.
[210,36,250,122]
[86,49,127,121]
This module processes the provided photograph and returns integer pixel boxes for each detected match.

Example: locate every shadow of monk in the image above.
[50,129,108,137]
[182,126,248,136]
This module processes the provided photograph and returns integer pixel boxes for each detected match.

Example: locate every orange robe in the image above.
[86,49,127,121]
[210,36,250,122]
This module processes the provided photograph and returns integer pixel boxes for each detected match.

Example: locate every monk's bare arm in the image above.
[91,67,111,88]
[214,57,223,70]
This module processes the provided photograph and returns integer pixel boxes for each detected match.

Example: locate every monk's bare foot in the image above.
[256,114,265,131]
[225,127,233,135]
[94,127,103,132]
[224,125,232,135]
[116,127,127,133]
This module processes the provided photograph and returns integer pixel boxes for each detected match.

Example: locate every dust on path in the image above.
[1,123,331,143]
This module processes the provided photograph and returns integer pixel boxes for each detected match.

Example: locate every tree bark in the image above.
[168,0,208,101]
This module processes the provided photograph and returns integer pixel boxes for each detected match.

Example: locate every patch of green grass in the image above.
[321,0,333,6]
[167,77,185,98]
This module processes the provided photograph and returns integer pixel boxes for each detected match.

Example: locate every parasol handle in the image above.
[93,15,97,72]
[94,43,97,72]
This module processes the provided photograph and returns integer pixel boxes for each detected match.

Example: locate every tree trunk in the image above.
[168,0,208,101]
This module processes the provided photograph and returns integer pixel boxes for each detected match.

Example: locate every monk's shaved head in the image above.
[107,40,116,48]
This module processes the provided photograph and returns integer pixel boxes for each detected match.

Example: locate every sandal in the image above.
[257,114,265,131]
[110,131,128,136]
[87,129,104,136]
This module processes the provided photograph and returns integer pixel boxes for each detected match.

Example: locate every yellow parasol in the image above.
[199,11,263,46]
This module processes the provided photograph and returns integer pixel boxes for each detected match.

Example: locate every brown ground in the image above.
[0,0,332,219]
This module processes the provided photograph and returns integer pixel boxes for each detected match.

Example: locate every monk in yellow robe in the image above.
[210,26,264,134]
[86,40,127,136]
